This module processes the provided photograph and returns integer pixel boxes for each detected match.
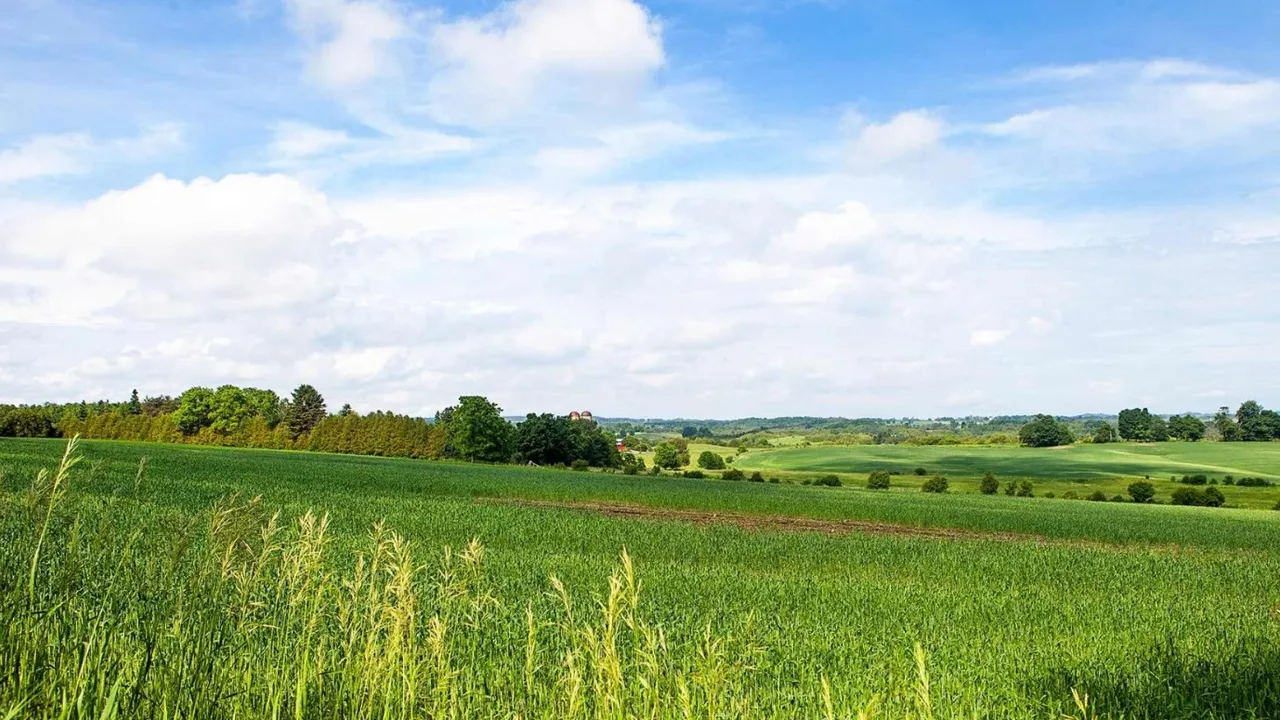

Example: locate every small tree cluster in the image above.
[866,470,892,490]
[921,475,949,493]
[1171,486,1225,507]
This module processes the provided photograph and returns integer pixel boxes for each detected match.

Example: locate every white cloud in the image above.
[850,110,944,162]
[984,60,1280,154]
[425,0,664,124]
[285,0,407,88]
[970,329,1011,347]
[0,124,182,185]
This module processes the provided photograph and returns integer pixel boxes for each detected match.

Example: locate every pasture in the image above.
[4,437,1280,718]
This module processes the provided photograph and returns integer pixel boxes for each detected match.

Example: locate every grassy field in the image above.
[731,442,1280,507]
[4,437,1280,718]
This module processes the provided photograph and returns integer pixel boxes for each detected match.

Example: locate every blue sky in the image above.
[1,0,1278,418]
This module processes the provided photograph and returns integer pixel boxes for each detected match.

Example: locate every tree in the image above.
[286,384,327,437]
[1018,414,1074,447]
[338,403,354,417]
[173,387,214,434]
[680,426,699,438]
[1016,480,1034,497]
[447,396,513,463]
[979,471,999,494]
[1237,401,1280,441]
[867,470,891,490]
[1148,415,1169,442]
[1214,406,1241,441]
[127,389,142,415]
[697,451,726,470]
[1117,408,1153,441]
[516,413,576,466]
[653,442,681,470]
[141,395,177,416]
[1127,481,1155,503]
[210,385,253,433]
[1092,422,1117,444]
[1167,414,1206,441]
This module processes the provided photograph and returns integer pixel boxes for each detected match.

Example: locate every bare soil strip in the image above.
[481,497,1034,543]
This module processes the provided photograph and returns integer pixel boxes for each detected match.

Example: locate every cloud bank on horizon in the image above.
[1,0,1279,418]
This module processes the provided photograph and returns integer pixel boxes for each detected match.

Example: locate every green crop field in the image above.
[731,442,1280,505]
[4,437,1280,718]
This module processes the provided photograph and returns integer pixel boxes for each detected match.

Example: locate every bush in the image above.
[1223,475,1236,485]
[1127,481,1155,504]
[647,466,660,476]
[979,472,999,495]
[748,471,765,483]
[570,459,589,471]
[768,477,780,484]
[1063,491,1079,500]
[814,474,842,487]
[622,464,639,476]
[1110,495,1126,503]
[867,470,891,490]
[1180,474,1208,485]
[1044,492,1056,498]
[1004,480,1017,496]
[1236,476,1273,487]
[1273,499,1280,511]
[721,468,746,482]
[1016,480,1034,497]
[921,475,949,493]
[913,467,928,476]
[1171,486,1226,507]
[683,470,706,479]
[1087,490,1108,502]
[697,451,726,470]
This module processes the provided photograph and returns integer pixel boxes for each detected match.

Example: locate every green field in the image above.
[4,437,1280,718]
[730,442,1280,506]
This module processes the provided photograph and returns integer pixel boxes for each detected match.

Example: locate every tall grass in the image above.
[2,439,945,719]
[3,439,1279,718]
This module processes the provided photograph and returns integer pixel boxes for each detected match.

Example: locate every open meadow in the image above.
[4,437,1280,719]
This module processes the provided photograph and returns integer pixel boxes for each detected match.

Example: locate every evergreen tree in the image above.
[286,384,327,437]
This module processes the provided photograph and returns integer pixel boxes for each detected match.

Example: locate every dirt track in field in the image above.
[481,497,1034,543]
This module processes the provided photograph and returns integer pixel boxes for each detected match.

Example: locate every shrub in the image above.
[1204,486,1225,507]
[721,468,746,482]
[1087,490,1108,502]
[1273,499,1280,511]
[768,477,780,484]
[697,451,726,470]
[814,474,842,487]
[801,479,812,486]
[1044,492,1056,498]
[748,471,765,483]
[867,470,892,490]
[683,470,706,479]
[1004,481,1017,496]
[1236,476,1273,487]
[1110,495,1126,503]
[1223,475,1236,485]
[1171,486,1226,507]
[979,472,999,495]
[913,467,928,476]
[622,464,639,476]
[570,459,589,471]
[1016,480,1034,498]
[647,466,660,476]
[922,475,949,493]
[1127,481,1155,504]
[1063,491,1079,500]
[1180,474,1208,485]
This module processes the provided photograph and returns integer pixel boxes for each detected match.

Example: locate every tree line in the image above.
[1015,400,1278,447]
[1,386,621,469]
